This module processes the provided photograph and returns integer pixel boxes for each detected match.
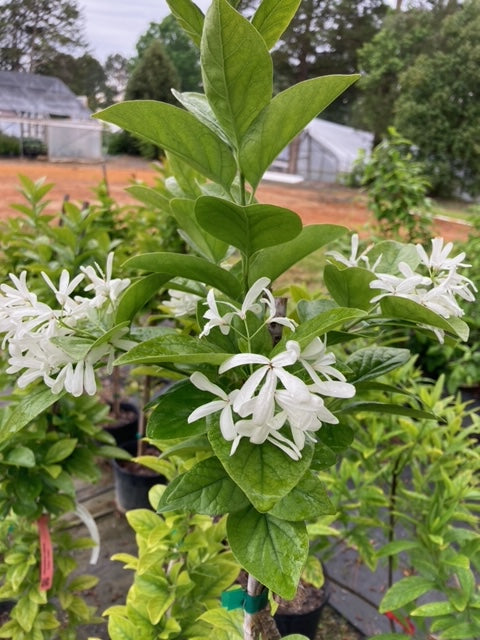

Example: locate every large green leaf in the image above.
[147,379,213,439]
[268,471,334,521]
[172,90,231,144]
[0,388,64,443]
[93,101,236,189]
[116,334,233,366]
[167,0,205,47]
[201,0,272,148]
[124,252,242,298]
[248,224,348,285]
[346,347,411,383]
[195,197,302,257]
[274,307,366,354]
[157,457,250,514]
[380,297,469,341]
[5,446,36,468]
[252,0,301,49]
[379,576,435,613]
[126,185,170,212]
[324,264,377,310]
[208,422,313,512]
[171,198,229,263]
[240,75,359,189]
[316,423,353,453]
[227,506,308,599]
[116,274,172,324]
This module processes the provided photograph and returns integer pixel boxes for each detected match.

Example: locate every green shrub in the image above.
[0,132,20,157]
[22,137,47,158]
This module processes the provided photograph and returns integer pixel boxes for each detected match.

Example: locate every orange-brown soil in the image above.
[0,157,470,243]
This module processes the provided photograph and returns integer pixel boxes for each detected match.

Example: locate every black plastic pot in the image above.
[112,440,165,513]
[103,401,139,445]
[274,605,324,640]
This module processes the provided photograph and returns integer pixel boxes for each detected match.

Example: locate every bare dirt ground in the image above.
[0,156,471,243]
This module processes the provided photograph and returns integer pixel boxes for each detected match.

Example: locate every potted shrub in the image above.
[0,2,475,638]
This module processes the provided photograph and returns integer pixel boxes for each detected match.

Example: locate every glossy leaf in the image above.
[316,423,353,453]
[274,307,366,354]
[172,90,230,144]
[126,185,170,212]
[116,334,233,366]
[201,0,272,147]
[0,388,64,443]
[248,224,348,285]
[167,0,204,47]
[116,274,172,324]
[379,576,435,612]
[171,198,229,263]
[240,75,359,189]
[346,347,411,383]
[147,379,212,439]
[209,422,313,512]
[157,457,250,514]
[340,402,435,420]
[124,252,242,298]
[195,197,302,257]
[252,0,301,49]
[227,506,308,599]
[5,446,35,468]
[324,264,377,310]
[268,471,334,521]
[380,296,469,341]
[94,101,236,188]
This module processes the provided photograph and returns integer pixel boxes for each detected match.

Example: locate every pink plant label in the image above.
[37,515,54,591]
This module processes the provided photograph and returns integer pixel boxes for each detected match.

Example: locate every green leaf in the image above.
[50,336,93,360]
[0,387,64,443]
[379,576,435,613]
[347,347,411,383]
[324,264,377,310]
[124,252,242,298]
[126,184,170,211]
[227,506,308,599]
[268,471,334,521]
[195,197,302,257]
[108,615,137,640]
[310,443,337,471]
[5,446,35,467]
[316,423,353,453]
[171,90,230,144]
[380,296,469,341]
[167,0,205,47]
[340,402,435,420]
[376,540,419,558]
[12,597,38,633]
[274,307,366,354]
[116,274,172,324]
[202,0,272,148]
[157,457,249,515]
[410,601,456,617]
[147,379,213,439]
[240,75,359,189]
[199,608,243,635]
[44,438,77,464]
[125,509,162,537]
[252,0,301,49]
[209,422,313,512]
[116,334,232,366]
[437,622,480,640]
[94,101,236,189]
[171,198,229,263]
[248,224,348,285]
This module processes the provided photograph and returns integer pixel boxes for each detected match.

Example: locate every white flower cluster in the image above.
[328,235,476,342]
[0,253,131,397]
[188,338,355,460]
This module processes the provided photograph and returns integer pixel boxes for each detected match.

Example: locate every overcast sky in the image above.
[79,0,212,62]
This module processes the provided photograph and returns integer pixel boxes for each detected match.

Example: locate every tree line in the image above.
[1,0,479,196]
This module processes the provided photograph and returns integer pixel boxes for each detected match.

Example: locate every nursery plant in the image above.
[0,2,476,640]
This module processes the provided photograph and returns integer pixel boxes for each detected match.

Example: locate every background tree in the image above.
[110,41,180,159]
[0,0,86,72]
[394,0,480,197]
[37,53,107,110]
[134,15,202,91]
[103,54,129,105]
[356,1,461,140]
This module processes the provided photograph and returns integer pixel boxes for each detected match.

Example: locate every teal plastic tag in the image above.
[221,588,268,614]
